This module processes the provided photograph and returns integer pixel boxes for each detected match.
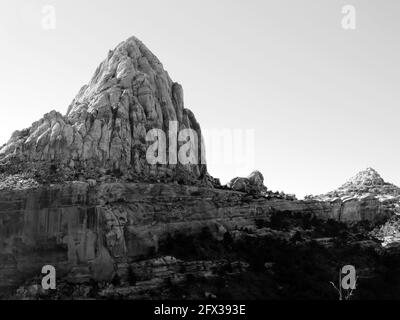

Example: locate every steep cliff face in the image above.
[0,36,207,184]
[0,181,339,292]
[1,179,396,300]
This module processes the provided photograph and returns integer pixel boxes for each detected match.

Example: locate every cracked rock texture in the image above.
[228,171,268,195]
[0,181,346,293]
[309,168,399,222]
[0,36,206,184]
[0,37,396,299]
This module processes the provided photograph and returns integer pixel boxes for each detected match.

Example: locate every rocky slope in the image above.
[313,168,400,203]
[0,37,398,299]
[308,168,399,222]
[0,36,207,185]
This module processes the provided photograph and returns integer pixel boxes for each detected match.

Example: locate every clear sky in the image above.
[0,0,399,197]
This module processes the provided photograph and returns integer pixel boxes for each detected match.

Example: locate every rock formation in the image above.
[309,168,399,222]
[228,171,268,195]
[0,36,207,185]
[0,36,397,299]
[0,181,338,294]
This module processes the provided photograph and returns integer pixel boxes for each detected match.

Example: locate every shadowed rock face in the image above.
[0,181,343,291]
[0,179,393,299]
[0,36,207,183]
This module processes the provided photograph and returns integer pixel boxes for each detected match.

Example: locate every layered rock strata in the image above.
[309,168,400,221]
[0,180,393,294]
[0,37,396,298]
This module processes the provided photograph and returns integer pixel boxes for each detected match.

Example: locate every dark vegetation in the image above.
[157,212,400,300]
[9,209,400,300]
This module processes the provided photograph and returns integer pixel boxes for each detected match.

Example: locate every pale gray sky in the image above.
[0,0,399,197]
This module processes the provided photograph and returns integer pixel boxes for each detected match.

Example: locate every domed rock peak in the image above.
[0,36,208,184]
[311,167,400,207]
[339,167,385,190]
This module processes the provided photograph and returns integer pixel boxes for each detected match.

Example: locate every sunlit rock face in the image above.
[309,168,400,223]
[0,36,207,184]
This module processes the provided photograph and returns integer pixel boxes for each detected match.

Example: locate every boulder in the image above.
[228,170,268,195]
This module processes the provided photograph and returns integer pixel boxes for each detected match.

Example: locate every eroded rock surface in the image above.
[0,36,207,184]
[228,171,268,195]
[0,36,396,299]
[2,179,395,300]
[309,168,399,223]
[0,181,345,294]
